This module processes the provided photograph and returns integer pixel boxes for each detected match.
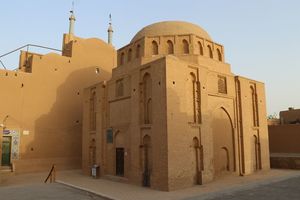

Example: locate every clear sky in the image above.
[1,0,299,116]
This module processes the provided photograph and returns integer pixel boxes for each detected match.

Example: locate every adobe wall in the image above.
[0,34,116,173]
[268,125,300,153]
[82,82,107,176]
[236,76,270,174]
[280,109,300,124]
[82,57,169,190]
[268,124,300,169]
[165,56,241,191]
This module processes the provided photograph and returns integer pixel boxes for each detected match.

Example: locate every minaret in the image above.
[107,14,113,45]
[69,10,76,35]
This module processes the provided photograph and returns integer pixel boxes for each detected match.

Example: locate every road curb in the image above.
[56,180,119,200]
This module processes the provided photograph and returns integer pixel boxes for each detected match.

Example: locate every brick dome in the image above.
[131,21,212,43]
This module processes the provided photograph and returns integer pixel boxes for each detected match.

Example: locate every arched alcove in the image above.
[198,42,203,55]
[190,73,197,123]
[212,107,235,177]
[120,52,125,65]
[143,73,152,124]
[152,41,158,55]
[217,49,222,61]
[250,86,259,127]
[207,45,213,58]
[183,39,189,54]
[146,98,152,124]
[220,147,229,171]
[128,48,132,62]
[136,44,141,58]
[167,40,174,54]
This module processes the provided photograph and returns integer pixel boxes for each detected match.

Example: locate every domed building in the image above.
[82,21,270,191]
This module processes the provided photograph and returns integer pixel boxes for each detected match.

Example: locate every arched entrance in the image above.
[114,131,125,177]
[212,107,235,177]
[142,135,151,187]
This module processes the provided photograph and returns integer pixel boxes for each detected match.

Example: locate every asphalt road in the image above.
[0,183,108,200]
[1,174,300,200]
[185,175,300,200]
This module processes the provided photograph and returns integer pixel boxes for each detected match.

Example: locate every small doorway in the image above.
[142,135,151,187]
[1,136,11,166]
[116,148,124,176]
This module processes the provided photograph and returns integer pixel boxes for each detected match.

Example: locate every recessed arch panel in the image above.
[212,107,235,177]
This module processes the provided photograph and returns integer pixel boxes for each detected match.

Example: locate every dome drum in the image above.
[117,21,224,66]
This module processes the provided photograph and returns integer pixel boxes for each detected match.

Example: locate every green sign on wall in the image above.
[1,136,11,166]
[106,128,113,143]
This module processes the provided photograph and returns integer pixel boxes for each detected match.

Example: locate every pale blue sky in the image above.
[1,0,299,116]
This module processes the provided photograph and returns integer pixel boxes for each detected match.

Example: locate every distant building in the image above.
[268,107,300,169]
[0,12,116,173]
[279,107,300,124]
[82,21,270,191]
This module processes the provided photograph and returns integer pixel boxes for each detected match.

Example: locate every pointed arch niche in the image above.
[151,41,158,55]
[128,48,132,62]
[136,44,141,58]
[211,107,235,177]
[217,49,222,61]
[167,40,174,54]
[197,41,203,55]
[142,73,152,124]
[187,71,201,123]
[250,85,259,127]
[207,45,213,58]
[182,39,189,54]
[120,52,125,65]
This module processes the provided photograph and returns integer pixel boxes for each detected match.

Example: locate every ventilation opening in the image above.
[95,68,100,74]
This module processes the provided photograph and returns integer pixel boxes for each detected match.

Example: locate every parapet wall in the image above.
[268,124,300,169]
[268,124,300,153]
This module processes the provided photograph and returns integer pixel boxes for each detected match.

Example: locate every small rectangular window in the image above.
[218,75,227,94]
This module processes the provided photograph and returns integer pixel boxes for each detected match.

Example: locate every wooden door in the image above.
[116,148,124,176]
